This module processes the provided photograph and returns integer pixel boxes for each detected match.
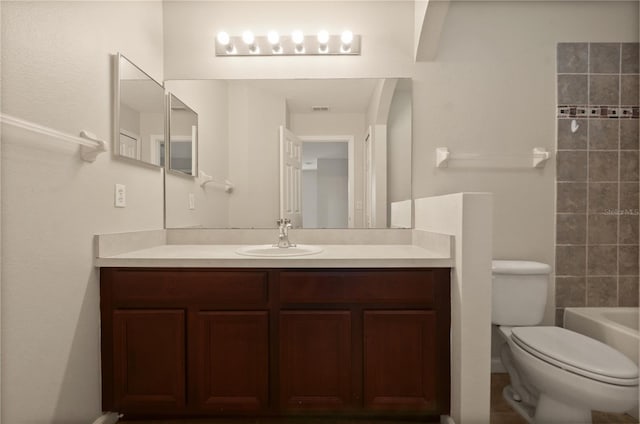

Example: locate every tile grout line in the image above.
[585,42,591,308]
[617,42,622,306]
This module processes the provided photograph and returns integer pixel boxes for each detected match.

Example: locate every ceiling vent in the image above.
[312,106,330,112]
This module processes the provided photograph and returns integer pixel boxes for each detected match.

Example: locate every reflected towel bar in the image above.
[198,170,233,193]
[0,113,107,162]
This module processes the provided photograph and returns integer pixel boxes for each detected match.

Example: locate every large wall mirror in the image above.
[114,53,166,167]
[164,78,412,229]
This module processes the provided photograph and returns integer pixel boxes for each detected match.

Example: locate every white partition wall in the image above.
[414,193,493,424]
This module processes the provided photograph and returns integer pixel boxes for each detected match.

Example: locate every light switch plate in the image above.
[189,193,195,210]
[115,184,126,208]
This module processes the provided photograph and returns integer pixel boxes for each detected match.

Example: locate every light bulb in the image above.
[291,30,304,45]
[242,30,255,45]
[317,30,329,45]
[340,30,353,45]
[267,31,280,45]
[217,31,230,45]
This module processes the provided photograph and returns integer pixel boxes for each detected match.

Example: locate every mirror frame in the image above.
[113,52,166,168]
[167,93,198,178]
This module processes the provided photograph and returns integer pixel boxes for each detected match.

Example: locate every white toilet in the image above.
[492,260,639,424]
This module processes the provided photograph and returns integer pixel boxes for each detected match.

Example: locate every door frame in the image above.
[299,135,355,229]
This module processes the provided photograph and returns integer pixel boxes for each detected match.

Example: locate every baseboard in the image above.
[92,412,120,424]
[440,415,456,424]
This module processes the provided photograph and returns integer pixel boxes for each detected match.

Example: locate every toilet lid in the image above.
[511,326,639,386]
[492,260,551,275]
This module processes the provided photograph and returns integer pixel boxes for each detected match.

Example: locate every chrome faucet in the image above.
[275,218,295,248]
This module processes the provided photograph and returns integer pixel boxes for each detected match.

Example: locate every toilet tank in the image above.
[492,260,551,326]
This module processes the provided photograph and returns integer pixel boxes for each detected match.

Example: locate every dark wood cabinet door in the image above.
[280,311,352,412]
[194,311,269,413]
[364,310,439,412]
[112,309,186,412]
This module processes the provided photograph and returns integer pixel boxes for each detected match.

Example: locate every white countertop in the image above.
[95,244,453,268]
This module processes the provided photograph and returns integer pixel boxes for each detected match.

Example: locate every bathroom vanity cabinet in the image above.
[100,267,451,420]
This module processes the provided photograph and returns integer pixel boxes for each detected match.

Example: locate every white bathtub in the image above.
[564,307,639,419]
[564,307,639,364]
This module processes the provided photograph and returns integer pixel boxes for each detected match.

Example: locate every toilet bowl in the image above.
[492,260,639,424]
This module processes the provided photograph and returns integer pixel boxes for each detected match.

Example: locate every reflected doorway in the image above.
[300,136,354,228]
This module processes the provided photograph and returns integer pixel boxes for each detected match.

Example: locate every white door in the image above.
[280,126,302,228]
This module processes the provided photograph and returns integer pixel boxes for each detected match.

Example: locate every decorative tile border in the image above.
[558,105,639,119]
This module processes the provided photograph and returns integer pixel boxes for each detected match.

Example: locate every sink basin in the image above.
[236,244,323,257]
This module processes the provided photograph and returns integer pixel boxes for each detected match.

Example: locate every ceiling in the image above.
[245,79,380,113]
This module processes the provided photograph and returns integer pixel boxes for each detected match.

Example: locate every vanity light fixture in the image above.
[214,30,360,56]
[317,30,329,53]
[291,30,305,54]
[216,31,235,54]
[242,30,259,54]
[341,30,353,53]
[267,30,281,54]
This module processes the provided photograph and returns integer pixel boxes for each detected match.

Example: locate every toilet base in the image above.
[503,385,535,424]
[534,393,591,424]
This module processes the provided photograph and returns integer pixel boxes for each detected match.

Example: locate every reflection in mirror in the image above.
[163,78,412,229]
[114,53,165,167]
[168,94,198,176]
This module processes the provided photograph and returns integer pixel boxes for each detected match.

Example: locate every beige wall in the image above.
[164,79,230,228]
[414,0,638,324]
[227,81,287,228]
[1,2,164,423]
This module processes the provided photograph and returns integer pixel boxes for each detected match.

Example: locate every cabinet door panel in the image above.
[280,311,352,411]
[113,309,186,411]
[364,311,438,412]
[195,311,269,413]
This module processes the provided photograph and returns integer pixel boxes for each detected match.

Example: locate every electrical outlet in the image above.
[115,184,126,208]
[189,193,195,210]
[356,201,363,210]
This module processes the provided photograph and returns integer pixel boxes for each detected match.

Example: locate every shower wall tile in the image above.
[555,277,586,307]
[621,75,639,106]
[588,151,618,181]
[619,246,640,275]
[557,151,587,181]
[557,118,587,149]
[621,43,640,74]
[621,120,639,149]
[587,183,618,213]
[589,75,619,105]
[588,119,619,150]
[556,245,586,276]
[556,42,639,318]
[558,75,588,104]
[620,119,640,150]
[556,214,587,244]
[557,183,587,213]
[558,43,588,73]
[589,43,621,74]
[620,182,639,210]
[587,214,618,244]
[555,309,565,327]
[619,215,640,245]
[586,277,618,306]
[587,245,618,275]
[619,276,639,306]
[620,151,639,182]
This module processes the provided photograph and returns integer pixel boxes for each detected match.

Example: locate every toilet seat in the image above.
[510,326,639,386]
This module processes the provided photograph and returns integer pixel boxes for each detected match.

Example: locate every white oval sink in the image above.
[236,244,323,257]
